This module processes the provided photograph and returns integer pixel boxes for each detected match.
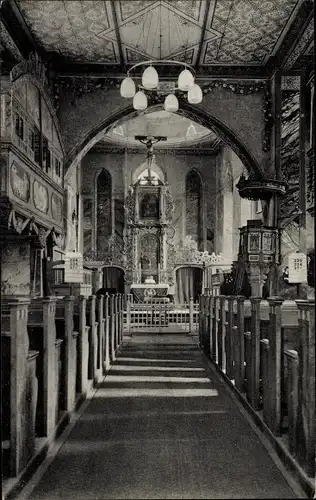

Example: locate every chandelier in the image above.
[120,60,203,112]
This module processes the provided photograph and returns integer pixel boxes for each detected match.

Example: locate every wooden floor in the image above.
[23,334,301,499]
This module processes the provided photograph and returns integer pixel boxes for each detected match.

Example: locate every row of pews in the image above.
[1,293,124,485]
[199,295,315,497]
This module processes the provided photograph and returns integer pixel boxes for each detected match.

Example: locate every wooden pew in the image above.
[1,297,39,477]
[55,297,79,412]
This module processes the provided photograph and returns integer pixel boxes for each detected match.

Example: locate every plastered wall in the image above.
[81,150,217,252]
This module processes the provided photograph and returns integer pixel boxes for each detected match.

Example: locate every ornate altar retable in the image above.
[124,168,175,300]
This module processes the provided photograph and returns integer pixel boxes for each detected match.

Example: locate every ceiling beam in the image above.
[195,0,211,69]
[53,59,269,80]
[110,0,124,68]
[0,0,40,58]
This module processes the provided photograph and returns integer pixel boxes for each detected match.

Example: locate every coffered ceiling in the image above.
[14,0,304,68]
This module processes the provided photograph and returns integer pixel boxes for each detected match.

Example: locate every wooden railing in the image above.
[1,293,124,485]
[125,295,199,334]
[199,293,315,496]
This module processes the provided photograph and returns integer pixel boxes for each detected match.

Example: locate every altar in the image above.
[124,144,175,301]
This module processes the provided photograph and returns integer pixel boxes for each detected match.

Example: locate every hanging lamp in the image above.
[119,60,203,112]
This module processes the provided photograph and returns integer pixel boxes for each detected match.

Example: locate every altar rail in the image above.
[125,295,199,334]
[199,294,315,497]
[1,293,124,495]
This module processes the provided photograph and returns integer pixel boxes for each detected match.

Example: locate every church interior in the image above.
[0,1,315,499]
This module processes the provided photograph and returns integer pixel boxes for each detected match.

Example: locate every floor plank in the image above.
[27,334,298,499]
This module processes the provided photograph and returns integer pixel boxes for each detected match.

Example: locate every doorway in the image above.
[102,266,125,294]
[175,266,203,304]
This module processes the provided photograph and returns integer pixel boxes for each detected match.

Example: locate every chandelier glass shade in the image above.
[120,77,136,98]
[178,68,195,91]
[133,90,148,111]
[164,94,179,112]
[142,66,159,89]
[120,60,202,112]
[188,84,203,104]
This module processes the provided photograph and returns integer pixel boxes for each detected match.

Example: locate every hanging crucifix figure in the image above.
[135,135,167,184]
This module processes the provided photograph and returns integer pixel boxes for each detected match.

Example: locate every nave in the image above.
[19,334,301,500]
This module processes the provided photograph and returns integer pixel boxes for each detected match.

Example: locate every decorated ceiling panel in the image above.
[17,0,301,66]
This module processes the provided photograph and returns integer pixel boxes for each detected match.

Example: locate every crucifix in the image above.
[135,135,167,183]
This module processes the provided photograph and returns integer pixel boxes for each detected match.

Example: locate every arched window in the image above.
[186,170,203,249]
[137,168,161,186]
[132,162,165,185]
[96,170,112,250]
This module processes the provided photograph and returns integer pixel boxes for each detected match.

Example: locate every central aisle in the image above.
[28,334,298,499]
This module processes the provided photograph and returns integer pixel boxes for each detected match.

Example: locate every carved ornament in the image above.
[167,235,226,277]
[164,188,175,223]
[124,188,135,225]
[11,52,50,92]
[91,144,221,156]
[84,234,125,267]
[284,17,314,70]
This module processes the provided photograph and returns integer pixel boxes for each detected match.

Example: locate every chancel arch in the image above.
[64,99,266,179]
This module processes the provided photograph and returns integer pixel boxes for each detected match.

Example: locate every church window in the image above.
[186,170,203,249]
[97,170,112,250]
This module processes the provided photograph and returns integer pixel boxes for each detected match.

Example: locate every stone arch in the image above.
[65,103,263,178]
[101,264,125,272]
[185,167,204,189]
[58,85,268,178]
[174,264,203,272]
